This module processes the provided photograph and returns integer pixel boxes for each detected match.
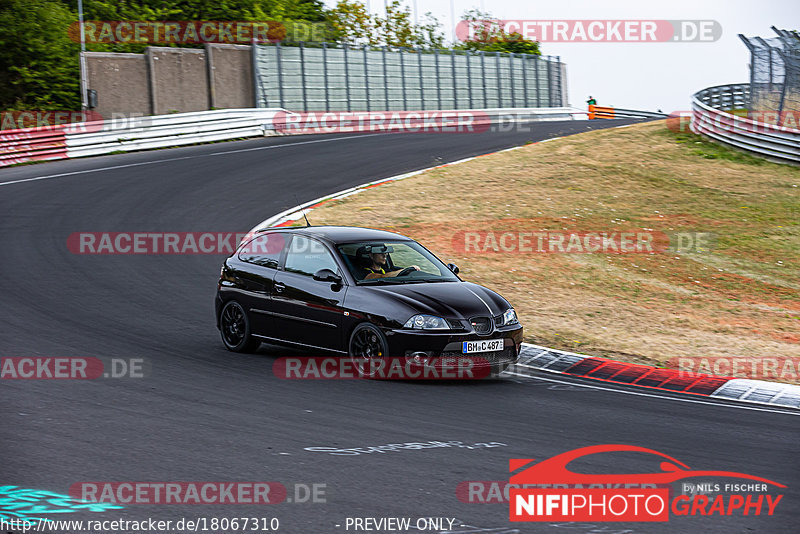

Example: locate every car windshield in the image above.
[336,240,460,284]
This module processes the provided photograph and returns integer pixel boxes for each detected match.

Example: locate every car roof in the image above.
[258,225,412,244]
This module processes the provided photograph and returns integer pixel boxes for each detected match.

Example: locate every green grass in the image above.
[665,130,769,165]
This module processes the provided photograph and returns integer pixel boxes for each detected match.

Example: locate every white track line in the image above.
[0,155,198,187]
[209,133,386,155]
[0,134,388,188]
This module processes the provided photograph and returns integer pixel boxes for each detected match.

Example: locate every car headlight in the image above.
[501,308,519,326]
[403,314,451,330]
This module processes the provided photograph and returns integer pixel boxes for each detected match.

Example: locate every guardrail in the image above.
[0,126,68,167]
[65,108,283,159]
[0,107,579,168]
[691,83,800,164]
[0,109,283,167]
[588,105,668,120]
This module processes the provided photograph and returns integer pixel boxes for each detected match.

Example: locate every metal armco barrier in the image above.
[0,109,284,167]
[0,126,67,168]
[691,83,800,164]
[588,105,614,119]
[64,108,283,159]
[588,105,668,120]
[0,107,577,167]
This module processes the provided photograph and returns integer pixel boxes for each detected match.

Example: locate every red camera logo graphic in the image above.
[509,444,784,522]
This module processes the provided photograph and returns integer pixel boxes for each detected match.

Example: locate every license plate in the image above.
[462,339,504,354]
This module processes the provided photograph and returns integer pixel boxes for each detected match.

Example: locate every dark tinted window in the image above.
[237,233,286,268]
[337,240,459,284]
[284,236,338,276]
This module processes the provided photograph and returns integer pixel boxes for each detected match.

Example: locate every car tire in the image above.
[348,323,389,378]
[219,300,261,353]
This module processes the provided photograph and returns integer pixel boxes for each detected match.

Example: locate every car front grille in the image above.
[469,316,492,335]
[440,347,517,366]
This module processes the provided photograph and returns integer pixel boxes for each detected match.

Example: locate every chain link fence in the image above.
[253,42,566,112]
[740,27,800,125]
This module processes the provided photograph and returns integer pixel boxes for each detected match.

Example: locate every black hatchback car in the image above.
[215,226,522,376]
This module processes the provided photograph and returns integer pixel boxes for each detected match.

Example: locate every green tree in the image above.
[0,0,81,110]
[58,0,327,21]
[328,0,375,45]
[3,0,453,110]
[328,0,445,48]
[70,0,329,52]
[0,0,333,110]
[415,12,444,49]
[456,9,540,55]
[375,0,415,48]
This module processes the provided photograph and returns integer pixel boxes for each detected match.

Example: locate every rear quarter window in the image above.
[237,233,287,268]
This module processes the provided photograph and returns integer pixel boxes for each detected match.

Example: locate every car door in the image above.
[271,235,347,351]
[233,232,288,337]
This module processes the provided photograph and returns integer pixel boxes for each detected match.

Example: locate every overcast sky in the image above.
[322,0,798,112]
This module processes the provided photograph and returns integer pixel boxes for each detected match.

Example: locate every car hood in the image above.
[366,281,510,320]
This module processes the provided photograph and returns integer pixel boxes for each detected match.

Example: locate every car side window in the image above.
[238,233,286,268]
[284,236,339,277]
[387,243,441,275]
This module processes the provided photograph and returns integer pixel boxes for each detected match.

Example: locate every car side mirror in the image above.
[313,268,342,284]
[447,263,460,274]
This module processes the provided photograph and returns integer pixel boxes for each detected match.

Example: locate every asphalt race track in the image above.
[1,120,798,533]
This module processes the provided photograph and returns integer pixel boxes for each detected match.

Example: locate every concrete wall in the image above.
[148,47,209,115]
[84,52,151,118]
[207,44,254,109]
[84,45,255,117]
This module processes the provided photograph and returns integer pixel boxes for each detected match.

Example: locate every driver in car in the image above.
[363,244,420,279]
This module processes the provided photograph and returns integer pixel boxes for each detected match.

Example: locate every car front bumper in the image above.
[384,324,523,376]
